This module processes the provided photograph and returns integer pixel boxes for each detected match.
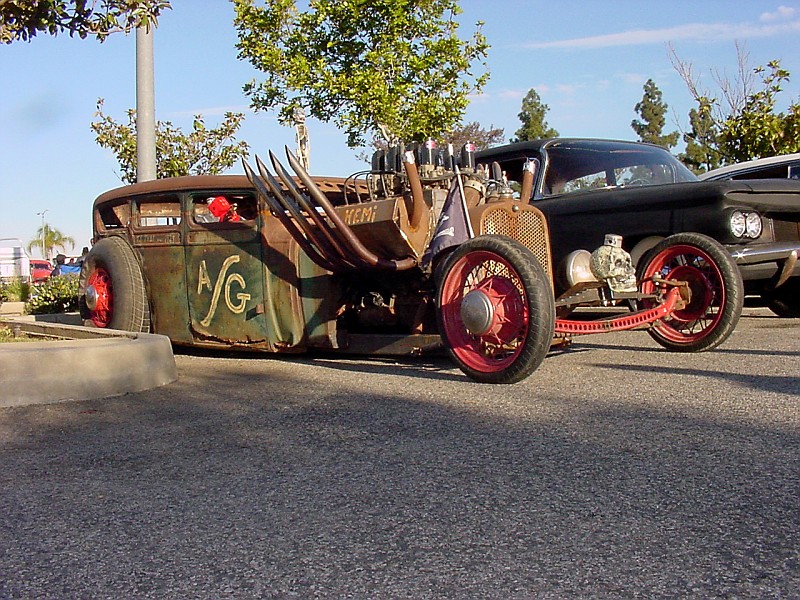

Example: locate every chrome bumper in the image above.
[728,242,800,287]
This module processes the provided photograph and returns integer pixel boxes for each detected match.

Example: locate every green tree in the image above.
[91,99,250,184]
[679,97,722,173]
[0,0,170,44]
[511,89,558,142]
[720,61,800,162]
[671,45,800,163]
[360,120,503,163]
[27,224,75,260]
[440,121,504,151]
[233,0,489,148]
[631,79,679,149]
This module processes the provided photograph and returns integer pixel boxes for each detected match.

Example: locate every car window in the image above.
[191,192,258,225]
[730,163,799,180]
[136,196,181,228]
[97,201,131,231]
[543,144,696,196]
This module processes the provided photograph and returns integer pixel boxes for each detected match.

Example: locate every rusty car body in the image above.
[79,143,744,383]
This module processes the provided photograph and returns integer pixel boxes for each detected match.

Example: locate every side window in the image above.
[136,196,182,228]
[735,164,797,180]
[96,201,131,231]
[191,192,258,225]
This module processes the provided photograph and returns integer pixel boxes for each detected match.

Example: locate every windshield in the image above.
[542,142,697,196]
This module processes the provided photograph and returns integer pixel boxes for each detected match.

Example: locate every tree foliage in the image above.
[631,79,679,149]
[90,99,250,184]
[233,0,489,148]
[361,120,503,163]
[27,224,75,260]
[671,45,800,165]
[720,61,800,162]
[0,0,170,44]
[680,98,722,173]
[440,121,504,151]
[511,89,558,142]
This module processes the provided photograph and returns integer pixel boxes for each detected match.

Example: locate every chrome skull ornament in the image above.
[590,234,638,293]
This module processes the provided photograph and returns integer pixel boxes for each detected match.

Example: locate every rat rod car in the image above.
[79,143,743,383]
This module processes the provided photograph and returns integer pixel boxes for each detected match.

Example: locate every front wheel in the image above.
[436,236,555,383]
[637,233,742,352]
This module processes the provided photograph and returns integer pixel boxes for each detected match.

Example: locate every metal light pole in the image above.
[36,210,48,259]
[136,25,157,182]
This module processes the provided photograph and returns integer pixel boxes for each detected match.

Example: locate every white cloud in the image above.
[523,18,800,49]
[760,5,796,22]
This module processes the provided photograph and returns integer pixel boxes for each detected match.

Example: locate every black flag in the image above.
[422,173,474,267]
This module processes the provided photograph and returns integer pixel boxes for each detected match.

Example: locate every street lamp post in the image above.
[36,210,48,259]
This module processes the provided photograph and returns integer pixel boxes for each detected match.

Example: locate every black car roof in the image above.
[475,138,668,161]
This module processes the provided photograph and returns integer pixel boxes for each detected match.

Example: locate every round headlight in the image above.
[745,212,762,238]
[730,211,746,238]
[563,249,597,286]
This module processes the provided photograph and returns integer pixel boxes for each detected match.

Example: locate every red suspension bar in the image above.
[555,286,683,335]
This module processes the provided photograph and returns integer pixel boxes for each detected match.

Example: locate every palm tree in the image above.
[27,224,75,260]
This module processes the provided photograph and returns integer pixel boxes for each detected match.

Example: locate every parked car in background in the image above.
[699,153,800,182]
[476,139,800,317]
[29,259,52,282]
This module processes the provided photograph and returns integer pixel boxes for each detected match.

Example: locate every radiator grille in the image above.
[480,206,553,280]
[772,219,800,242]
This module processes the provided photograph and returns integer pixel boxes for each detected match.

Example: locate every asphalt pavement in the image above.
[0,308,798,598]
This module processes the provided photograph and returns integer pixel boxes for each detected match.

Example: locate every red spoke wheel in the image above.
[79,237,150,332]
[436,236,555,383]
[84,267,113,328]
[637,233,742,352]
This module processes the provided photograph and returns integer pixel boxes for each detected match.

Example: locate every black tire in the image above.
[435,235,555,383]
[79,236,150,332]
[637,232,742,352]
[763,279,800,317]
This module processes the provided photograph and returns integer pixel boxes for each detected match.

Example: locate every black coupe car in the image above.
[476,139,800,317]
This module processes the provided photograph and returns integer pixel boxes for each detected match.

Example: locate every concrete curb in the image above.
[0,317,177,408]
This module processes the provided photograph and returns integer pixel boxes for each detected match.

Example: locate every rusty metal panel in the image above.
[138,243,192,344]
[295,244,341,349]
[338,196,431,260]
[260,213,309,349]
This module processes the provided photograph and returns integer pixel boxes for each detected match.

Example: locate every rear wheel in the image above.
[79,237,150,332]
[436,236,555,383]
[763,279,800,317]
[637,233,742,352]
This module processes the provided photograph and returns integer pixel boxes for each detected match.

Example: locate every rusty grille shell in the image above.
[473,202,554,287]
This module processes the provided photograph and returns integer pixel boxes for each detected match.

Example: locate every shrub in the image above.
[0,277,30,302]
[25,274,80,314]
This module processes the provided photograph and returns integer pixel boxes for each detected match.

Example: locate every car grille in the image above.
[479,205,553,282]
[772,219,800,242]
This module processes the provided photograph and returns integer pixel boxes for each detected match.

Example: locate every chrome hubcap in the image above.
[461,290,494,335]
[85,285,98,310]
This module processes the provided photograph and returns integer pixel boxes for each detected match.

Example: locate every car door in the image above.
[130,193,193,343]
[183,190,269,344]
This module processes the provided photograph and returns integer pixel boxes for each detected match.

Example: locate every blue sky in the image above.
[1,0,798,257]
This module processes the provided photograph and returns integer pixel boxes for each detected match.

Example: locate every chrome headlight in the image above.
[745,212,762,238]
[729,210,762,239]
[730,211,746,238]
